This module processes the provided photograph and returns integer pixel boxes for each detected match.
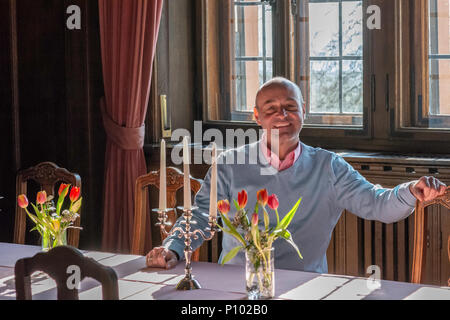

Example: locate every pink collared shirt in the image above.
[260,138,302,171]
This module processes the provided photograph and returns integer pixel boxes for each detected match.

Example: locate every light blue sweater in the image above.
[163,141,417,273]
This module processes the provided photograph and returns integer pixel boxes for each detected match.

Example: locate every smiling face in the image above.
[254,81,306,146]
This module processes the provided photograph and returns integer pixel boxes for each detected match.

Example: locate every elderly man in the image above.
[146,77,447,272]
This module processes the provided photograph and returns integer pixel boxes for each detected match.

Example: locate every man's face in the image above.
[254,84,306,144]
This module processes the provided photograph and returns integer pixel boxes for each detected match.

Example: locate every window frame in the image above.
[392,0,450,142]
[197,0,450,154]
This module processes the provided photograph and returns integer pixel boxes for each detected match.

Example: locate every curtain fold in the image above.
[99,0,163,252]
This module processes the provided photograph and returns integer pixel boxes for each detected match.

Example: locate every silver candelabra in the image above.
[153,206,219,290]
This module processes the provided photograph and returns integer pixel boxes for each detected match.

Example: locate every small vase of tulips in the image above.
[217,189,303,300]
[17,184,82,251]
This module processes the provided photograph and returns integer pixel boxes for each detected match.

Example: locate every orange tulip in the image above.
[69,187,81,202]
[17,194,29,208]
[217,199,230,215]
[237,190,248,209]
[58,183,70,197]
[256,189,269,207]
[267,194,279,210]
[36,191,47,205]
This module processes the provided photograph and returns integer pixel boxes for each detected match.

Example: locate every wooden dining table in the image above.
[0,242,449,300]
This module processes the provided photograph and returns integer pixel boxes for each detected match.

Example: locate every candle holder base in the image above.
[176,276,202,290]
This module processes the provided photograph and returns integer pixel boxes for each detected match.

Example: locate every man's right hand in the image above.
[145,246,179,269]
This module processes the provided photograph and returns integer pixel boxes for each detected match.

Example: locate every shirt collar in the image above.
[259,134,302,171]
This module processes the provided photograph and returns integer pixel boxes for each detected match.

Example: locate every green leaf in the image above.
[275,229,303,260]
[219,213,246,246]
[71,197,82,213]
[275,197,302,232]
[27,206,57,237]
[263,207,270,231]
[220,246,243,265]
[30,203,41,217]
[26,211,39,225]
[56,185,70,215]
[233,200,241,212]
[251,223,260,249]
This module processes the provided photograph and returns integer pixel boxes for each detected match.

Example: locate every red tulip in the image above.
[267,194,279,210]
[217,200,230,215]
[251,212,259,226]
[36,191,47,205]
[18,194,29,208]
[58,183,70,197]
[69,186,81,202]
[237,190,248,209]
[256,189,269,207]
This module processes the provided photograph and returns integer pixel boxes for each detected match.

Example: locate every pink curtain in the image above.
[99,0,163,252]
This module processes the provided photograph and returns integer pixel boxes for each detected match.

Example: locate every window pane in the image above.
[309,3,340,57]
[235,60,269,112]
[418,0,450,128]
[232,1,273,115]
[264,5,273,57]
[342,1,363,56]
[306,0,363,127]
[429,0,450,55]
[429,59,450,116]
[309,60,340,113]
[342,60,363,113]
[235,6,259,57]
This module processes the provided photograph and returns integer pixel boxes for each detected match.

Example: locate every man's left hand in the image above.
[409,176,447,202]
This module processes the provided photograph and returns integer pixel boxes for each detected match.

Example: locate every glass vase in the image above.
[55,230,67,247]
[41,229,52,252]
[245,247,275,300]
[41,230,67,252]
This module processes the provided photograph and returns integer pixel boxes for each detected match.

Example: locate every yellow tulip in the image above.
[52,219,60,231]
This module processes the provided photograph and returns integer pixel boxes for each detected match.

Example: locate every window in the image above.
[427,0,450,122]
[302,0,364,127]
[233,1,274,119]
[205,0,368,129]
[400,0,450,130]
[199,0,450,153]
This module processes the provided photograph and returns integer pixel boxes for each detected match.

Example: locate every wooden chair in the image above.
[15,162,82,247]
[14,246,119,300]
[132,167,202,261]
[411,187,450,284]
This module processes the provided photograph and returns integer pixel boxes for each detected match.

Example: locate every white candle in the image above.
[209,143,217,219]
[183,136,191,210]
[159,139,166,211]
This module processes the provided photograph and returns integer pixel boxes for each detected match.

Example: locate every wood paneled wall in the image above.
[0,0,106,250]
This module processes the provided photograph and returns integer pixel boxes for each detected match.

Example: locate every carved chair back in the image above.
[131,167,202,260]
[15,162,82,247]
[15,246,118,300]
[411,187,450,284]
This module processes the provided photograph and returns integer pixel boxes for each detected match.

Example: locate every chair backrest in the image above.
[448,236,450,286]
[14,246,119,300]
[411,187,450,284]
[14,162,82,247]
[132,167,202,259]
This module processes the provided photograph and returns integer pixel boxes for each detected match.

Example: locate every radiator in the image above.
[327,152,450,286]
